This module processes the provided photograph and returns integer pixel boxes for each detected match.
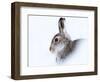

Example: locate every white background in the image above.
[28,16,89,67]
[0,0,100,82]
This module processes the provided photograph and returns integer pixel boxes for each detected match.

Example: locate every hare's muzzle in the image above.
[49,46,55,53]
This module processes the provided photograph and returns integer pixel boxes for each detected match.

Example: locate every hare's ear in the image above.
[58,17,65,34]
[58,17,71,40]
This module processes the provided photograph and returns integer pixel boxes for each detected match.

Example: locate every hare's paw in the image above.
[56,57,64,64]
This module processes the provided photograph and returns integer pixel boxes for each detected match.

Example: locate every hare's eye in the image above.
[55,38,58,42]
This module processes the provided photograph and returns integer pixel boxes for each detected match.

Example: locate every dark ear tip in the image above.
[60,17,65,20]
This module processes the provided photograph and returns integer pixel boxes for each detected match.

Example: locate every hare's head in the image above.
[49,17,72,55]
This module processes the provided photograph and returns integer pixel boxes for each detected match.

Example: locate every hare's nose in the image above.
[49,46,52,51]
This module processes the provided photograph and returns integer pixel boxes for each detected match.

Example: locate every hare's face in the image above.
[49,34,67,54]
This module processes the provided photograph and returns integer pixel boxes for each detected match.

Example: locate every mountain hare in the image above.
[49,17,81,64]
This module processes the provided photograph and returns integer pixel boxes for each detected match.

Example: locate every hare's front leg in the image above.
[56,54,65,64]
